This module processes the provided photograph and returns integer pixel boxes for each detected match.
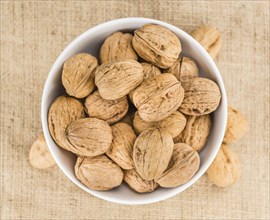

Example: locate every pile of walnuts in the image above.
[46,24,223,192]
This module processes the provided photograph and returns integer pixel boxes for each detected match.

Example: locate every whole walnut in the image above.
[174,114,211,152]
[156,143,200,187]
[129,62,161,103]
[106,123,137,169]
[99,32,138,63]
[65,118,113,157]
[207,143,240,187]
[166,57,199,82]
[190,25,222,59]
[62,53,98,98]
[223,106,248,144]
[133,110,186,138]
[95,59,144,100]
[124,169,159,193]
[133,128,174,180]
[75,155,123,191]
[179,77,221,116]
[133,73,185,122]
[84,91,128,125]
[48,96,85,151]
[132,24,182,68]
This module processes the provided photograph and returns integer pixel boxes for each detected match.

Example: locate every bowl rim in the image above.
[41,17,227,205]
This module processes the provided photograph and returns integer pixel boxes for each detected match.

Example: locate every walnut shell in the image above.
[84,91,128,125]
[166,57,199,82]
[179,78,221,116]
[62,53,98,98]
[174,114,211,152]
[223,106,248,144]
[133,110,186,138]
[106,123,137,169]
[133,73,184,122]
[133,128,174,180]
[129,62,161,103]
[124,169,159,193]
[132,24,181,68]
[156,143,200,187]
[75,155,123,191]
[190,25,222,59]
[207,143,240,187]
[99,32,138,63]
[48,96,85,151]
[29,133,55,169]
[95,59,144,100]
[65,118,113,157]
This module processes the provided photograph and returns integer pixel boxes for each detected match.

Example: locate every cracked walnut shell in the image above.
[65,118,113,157]
[179,77,221,116]
[156,143,200,187]
[84,91,128,125]
[62,53,98,98]
[99,32,138,63]
[133,73,185,122]
[132,24,182,68]
[75,155,123,191]
[95,59,144,100]
[106,123,137,170]
[133,128,174,181]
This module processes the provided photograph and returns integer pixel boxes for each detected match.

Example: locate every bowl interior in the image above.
[42,18,227,205]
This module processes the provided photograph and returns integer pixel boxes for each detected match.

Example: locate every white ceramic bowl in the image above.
[41,18,227,205]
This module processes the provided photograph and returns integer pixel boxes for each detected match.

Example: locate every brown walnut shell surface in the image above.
[133,128,174,181]
[133,110,186,138]
[48,96,85,151]
[156,143,200,187]
[99,32,138,63]
[62,53,98,98]
[207,143,240,187]
[84,91,128,125]
[133,73,185,122]
[106,123,137,169]
[166,57,199,82]
[65,118,113,157]
[190,25,222,59]
[174,114,211,152]
[124,169,159,193]
[75,155,123,191]
[223,106,248,144]
[132,24,181,68]
[129,62,161,103]
[29,133,55,169]
[179,77,221,116]
[95,59,144,100]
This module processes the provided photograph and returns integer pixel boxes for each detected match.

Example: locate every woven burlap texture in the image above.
[0,1,269,219]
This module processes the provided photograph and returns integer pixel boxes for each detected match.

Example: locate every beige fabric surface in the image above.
[0,1,269,219]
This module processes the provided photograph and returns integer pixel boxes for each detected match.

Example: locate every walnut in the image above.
[62,53,98,98]
[132,24,182,68]
[99,32,138,63]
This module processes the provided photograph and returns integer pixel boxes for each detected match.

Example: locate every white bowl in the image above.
[41,18,227,205]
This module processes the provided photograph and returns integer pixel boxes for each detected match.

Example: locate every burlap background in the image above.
[1,1,269,219]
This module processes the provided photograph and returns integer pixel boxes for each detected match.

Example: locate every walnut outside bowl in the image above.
[41,18,227,205]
